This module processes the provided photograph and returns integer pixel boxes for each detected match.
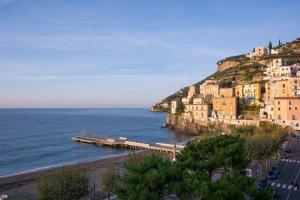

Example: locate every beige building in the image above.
[171,100,178,114]
[274,97,300,130]
[182,97,192,105]
[247,47,267,59]
[192,96,205,104]
[185,103,212,121]
[200,81,220,97]
[188,85,199,97]
[263,58,296,80]
[212,97,238,120]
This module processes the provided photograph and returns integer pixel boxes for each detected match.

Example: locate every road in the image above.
[269,137,300,200]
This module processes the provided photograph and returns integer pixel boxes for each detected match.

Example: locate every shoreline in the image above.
[0,151,146,196]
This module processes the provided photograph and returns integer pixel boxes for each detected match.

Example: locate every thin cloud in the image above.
[0,0,17,7]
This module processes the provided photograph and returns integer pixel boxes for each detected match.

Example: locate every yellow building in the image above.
[212,97,238,120]
[235,82,261,104]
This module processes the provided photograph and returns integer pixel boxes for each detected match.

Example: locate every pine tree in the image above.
[278,39,282,47]
[268,41,272,51]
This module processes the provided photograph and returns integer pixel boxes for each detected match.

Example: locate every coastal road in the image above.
[269,137,300,200]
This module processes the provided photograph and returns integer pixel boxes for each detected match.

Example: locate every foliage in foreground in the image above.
[115,135,272,200]
[37,167,89,200]
[101,166,120,200]
[230,122,288,162]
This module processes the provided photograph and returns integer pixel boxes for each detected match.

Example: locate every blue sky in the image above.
[0,0,299,108]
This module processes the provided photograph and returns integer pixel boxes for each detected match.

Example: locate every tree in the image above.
[268,41,273,51]
[115,154,172,200]
[101,166,120,200]
[278,39,282,47]
[115,136,272,200]
[175,102,185,115]
[170,135,270,199]
[37,167,89,200]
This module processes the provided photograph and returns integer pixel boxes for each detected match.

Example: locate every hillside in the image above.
[150,38,300,112]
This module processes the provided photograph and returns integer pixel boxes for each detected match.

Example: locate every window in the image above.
[289,101,292,105]
[296,107,298,110]
[278,115,281,120]
[283,84,286,87]
[289,107,292,110]
[278,107,281,111]
[292,115,296,120]
[278,101,280,105]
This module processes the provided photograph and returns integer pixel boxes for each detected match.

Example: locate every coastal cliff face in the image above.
[217,60,240,71]
[166,113,199,134]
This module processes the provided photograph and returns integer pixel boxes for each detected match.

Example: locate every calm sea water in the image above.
[0,108,189,177]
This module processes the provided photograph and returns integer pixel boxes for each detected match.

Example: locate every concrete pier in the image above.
[72,135,184,159]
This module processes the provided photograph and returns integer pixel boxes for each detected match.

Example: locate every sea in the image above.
[0,108,190,177]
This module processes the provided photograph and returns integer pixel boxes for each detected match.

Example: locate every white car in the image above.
[0,194,8,200]
[245,168,252,177]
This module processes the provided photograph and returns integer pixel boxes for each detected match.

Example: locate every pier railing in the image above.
[72,135,184,160]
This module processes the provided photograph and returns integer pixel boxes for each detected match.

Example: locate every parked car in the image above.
[245,168,252,177]
[281,153,288,159]
[267,171,278,180]
[285,148,291,153]
[0,194,8,200]
[257,179,269,190]
[272,166,281,175]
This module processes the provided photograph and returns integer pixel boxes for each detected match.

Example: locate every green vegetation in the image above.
[230,123,288,174]
[240,103,261,116]
[217,54,247,65]
[115,135,273,200]
[268,41,272,51]
[175,102,185,115]
[37,167,89,200]
[115,154,172,200]
[101,166,120,200]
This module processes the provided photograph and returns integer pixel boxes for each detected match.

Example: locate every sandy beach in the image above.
[0,151,149,199]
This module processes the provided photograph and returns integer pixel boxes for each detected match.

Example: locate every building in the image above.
[171,100,178,114]
[182,97,192,105]
[235,82,261,104]
[219,87,234,97]
[265,77,300,102]
[254,47,268,57]
[193,96,205,104]
[246,47,268,59]
[272,58,288,67]
[185,103,212,121]
[212,97,238,120]
[263,58,294,80]
[270,49,279,55]
[200,81,220,97]
[274,97,300,130]
[188,85,199,97]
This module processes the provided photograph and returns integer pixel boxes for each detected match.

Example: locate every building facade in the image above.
[274,97,300,130]
[212,97,238,120]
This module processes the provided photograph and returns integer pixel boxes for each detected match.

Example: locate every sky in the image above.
[0,0,299,108]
